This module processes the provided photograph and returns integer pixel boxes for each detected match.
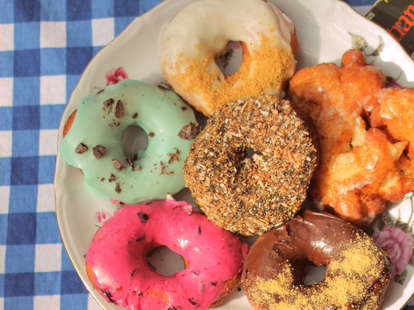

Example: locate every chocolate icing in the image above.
[242,210,392,309]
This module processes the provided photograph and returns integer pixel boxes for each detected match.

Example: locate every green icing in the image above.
[60,79,197,203]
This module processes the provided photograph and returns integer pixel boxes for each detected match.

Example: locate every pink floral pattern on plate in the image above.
[106,67,128,85]
[96,211,111,227]
[374,226,413,276]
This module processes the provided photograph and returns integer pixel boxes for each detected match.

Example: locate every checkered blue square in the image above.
[0,52,14,77]
[61,271,88,294]
[37,156,56,184]
[66,0,91,21]
[114,1,140,17]
[40,0,67,21]
[40,105,65,130]
[0,108,13,130]
[5,273,35,297]
[9,185,38,213]
[7,213,36,245]
[14,50,41,77]
[67,21,92,47]
[11,131,40,157]
[5,296,33,310]
[6,245,35,273]
[13,77,40,107]
[36,212,60,243]
[0,215,8,245]
[12,106,40,130]
[61,294,88,310]
[66,47,93,75]
[10,157,39,185]
[14,0,41,23]
[40,48,67,75]
[34,272,61,295]
[91,0,114,18]
[1,0,412,310]
[61,248,75,272]
[0,274,4,297]
[66,75,81,100]
[0,0,14,24]
[14,22,40,50]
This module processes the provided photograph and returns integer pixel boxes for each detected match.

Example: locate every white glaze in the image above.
[160,0,293,63]
[159,0,295,114]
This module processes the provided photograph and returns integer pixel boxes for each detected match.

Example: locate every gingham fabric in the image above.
[0,0,412,309]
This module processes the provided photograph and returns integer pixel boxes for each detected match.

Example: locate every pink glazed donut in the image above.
[85,199,247,310]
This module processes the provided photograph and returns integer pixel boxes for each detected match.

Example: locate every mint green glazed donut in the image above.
[60,79,198,203]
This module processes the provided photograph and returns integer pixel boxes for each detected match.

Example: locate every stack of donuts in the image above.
[60,0,397,309]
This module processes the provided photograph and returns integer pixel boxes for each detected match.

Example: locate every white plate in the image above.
[54,0,414,309]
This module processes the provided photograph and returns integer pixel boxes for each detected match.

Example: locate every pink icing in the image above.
[86,200,247,310]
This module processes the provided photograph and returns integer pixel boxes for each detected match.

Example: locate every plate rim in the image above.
[54,0,414,309]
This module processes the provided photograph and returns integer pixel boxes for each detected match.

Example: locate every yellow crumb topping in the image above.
[163,35,295,114]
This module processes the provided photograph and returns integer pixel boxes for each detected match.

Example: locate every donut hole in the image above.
[295,260,327,286]
[122,125,148,164]
[232,146,262,176]
[215,41,243,76]
[146,246,185,277]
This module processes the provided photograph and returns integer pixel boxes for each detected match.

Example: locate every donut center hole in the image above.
[146,246,185,277]
[122,125,148,164]
[215,41,243,76]
[302,262,327,286]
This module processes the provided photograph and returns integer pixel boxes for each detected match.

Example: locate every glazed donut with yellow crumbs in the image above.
[159,0,296,115]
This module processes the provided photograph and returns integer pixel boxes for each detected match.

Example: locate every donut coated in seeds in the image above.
[184,94,318,235]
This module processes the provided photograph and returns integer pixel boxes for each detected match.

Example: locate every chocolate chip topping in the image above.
[96,89,104,95]
[108,173,117,182]
[188,298,199,306]
[178,122,200,140]
[115,100,124,118]
[75,143,88,154]
[168,149,180,164]
[132,112,138,119]
[148,132,155,137]
[115,183,121,193]
[93,145,107,159]
[137,212,149,223]
[198,226,202,235]
[103,98,114,112]
[160,161,174,175]
[112,159,125,170]
[103,290,116,304]
[167,307,177,310]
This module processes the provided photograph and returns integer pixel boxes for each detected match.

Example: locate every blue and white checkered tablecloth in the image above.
[0,0,412,309]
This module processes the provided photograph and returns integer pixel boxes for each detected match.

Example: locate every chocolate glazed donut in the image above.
[242,210,392,310]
